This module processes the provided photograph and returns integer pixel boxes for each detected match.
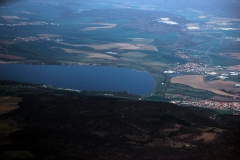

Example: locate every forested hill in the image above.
[0,82,240,159]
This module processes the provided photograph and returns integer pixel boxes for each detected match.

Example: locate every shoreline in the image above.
[0,62,155,96]
[0,60,161,97]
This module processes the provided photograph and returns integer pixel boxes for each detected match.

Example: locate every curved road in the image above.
[205,46,213,65]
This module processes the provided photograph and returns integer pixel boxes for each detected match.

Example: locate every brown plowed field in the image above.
[0,96,21,115]
[171,75,237,97]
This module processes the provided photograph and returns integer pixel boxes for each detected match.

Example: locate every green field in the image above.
[213,109,232,115]
[210,55,240,66]
[0,0,240,107]
[166,83,216,100]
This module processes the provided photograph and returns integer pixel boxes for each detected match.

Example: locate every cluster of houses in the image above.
[13,36,63,43]
[171,100,240,111]
[0,21,59,27]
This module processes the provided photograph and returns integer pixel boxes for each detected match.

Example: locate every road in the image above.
[177,48,216,55]
[162,76,171,97]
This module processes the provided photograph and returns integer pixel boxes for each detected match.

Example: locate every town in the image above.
[171,99,240,112]
[165,62,239,79]
[13,36,63,43]
[0,21,59,27]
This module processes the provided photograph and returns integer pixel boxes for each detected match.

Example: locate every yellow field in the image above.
[209,80,237,88]
[37,34,62,37]
[120,57,166,68]
[81,23,117,31]
[141,61,167,67]
[1,16,28,20]
[57,42,158,51]
[0,60,7,64]
[198,16,207,19]
[0,54,25,60]
[186,23,199,27]
[129,38,154,43]
[207,18,240,24]
[121,52,147,58]
[228,65,240,71]
[0,96,21,115]
[194,133,216,142]
[60,48,118,60]
[0,40,16,45]
[171,75,236,97]
[208,80,240,93]
[220,52,240,60]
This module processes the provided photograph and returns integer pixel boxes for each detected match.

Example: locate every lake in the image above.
[0,64,154,95]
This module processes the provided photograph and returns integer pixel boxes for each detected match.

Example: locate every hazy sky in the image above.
[0,0,239,18]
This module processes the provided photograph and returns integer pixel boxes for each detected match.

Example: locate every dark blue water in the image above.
[0,64,154,95]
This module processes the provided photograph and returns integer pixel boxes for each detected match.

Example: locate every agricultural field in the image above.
[0,0,240,159]
[0,95,33,159]
[208,80,240,93]
[170,75,237,97]
[0,96,21,115]
[165,83,216,100]
[0,0,240,104]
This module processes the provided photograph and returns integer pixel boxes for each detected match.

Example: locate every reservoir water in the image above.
[0,64,154,95]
